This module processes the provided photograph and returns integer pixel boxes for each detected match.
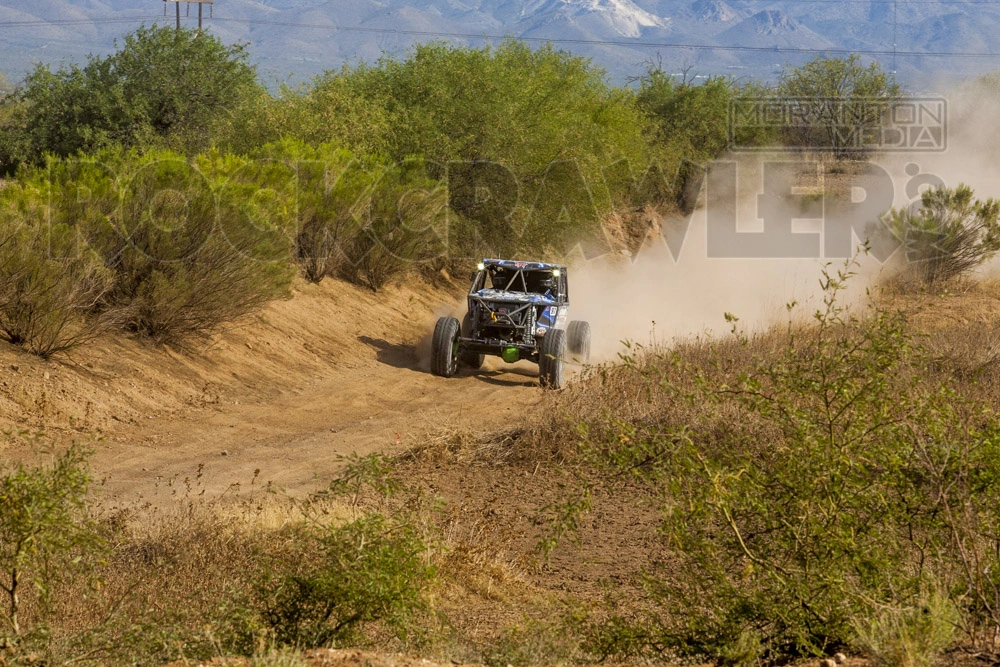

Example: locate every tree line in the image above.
[0,25,974,356]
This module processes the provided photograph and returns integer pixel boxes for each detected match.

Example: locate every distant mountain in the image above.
[1,0,999,87]
[518,0,668,38]
[686,0,740,24]
[718,10,833,51]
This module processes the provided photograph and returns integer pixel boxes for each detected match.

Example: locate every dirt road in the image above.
[98,355,544,504]
[0,277,547,504]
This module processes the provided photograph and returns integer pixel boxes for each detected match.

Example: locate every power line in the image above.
[2,10,1000,61]
[0,16,158,28]
[893,0,899,73]
[209,16,1000,59]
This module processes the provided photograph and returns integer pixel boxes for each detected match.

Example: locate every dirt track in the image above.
[0,276,547,505]
[98,349,545,504]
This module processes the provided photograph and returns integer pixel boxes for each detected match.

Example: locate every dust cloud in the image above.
[571,155,891,362]
[571,80,1000,362]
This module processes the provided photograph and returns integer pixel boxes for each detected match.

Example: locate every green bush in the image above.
[575,266,1000,662]
[252,455,435,650]
[305,41,650,258]
[637,68,734,161]
[854,592,957,667]
[270,75,394,158]
[0,27,264,172]
[0,443,102,640]
[341,159,448,292]
[881,183,1000,286]
[252,140,446,289]
[0,183,115,357]
[35,149,296,342]
[632,64,777,211]
[255,139,375,284]
[634,67,735,212]
[257,514,434,649]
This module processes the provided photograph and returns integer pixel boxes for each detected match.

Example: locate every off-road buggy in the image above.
[430,259,591,389]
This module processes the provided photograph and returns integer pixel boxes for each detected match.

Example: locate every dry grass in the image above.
[38,484,396,665]
[33,460,559,666]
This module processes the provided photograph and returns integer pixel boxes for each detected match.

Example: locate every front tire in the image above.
[539,328,567,389]
[566,320,591,364]
[431,316,460,377]
[459,313,484,370]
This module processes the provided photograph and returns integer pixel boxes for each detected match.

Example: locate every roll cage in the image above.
[468,260,569,303]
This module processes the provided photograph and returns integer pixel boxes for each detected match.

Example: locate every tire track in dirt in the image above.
[95,356,544,505]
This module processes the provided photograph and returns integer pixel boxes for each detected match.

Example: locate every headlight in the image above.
[477,262,485,271]
[552,269,561,277]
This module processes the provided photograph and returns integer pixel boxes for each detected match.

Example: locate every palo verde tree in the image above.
[636,65,733,162]
[634,63,736,211]
[317,40,651,258]
[777,54,900,158]
[0,26,264,173]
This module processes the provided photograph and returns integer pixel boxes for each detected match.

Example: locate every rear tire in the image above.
[459,313,484,370]
[431,316,460,377]
[539,328,567,389]
[566,320,591,364]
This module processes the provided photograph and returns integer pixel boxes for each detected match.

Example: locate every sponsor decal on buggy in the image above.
[537,305,558,328]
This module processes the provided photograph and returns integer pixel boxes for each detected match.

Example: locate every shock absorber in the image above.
[525,304,537,346]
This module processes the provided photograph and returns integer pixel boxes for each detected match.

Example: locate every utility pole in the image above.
[163,0,214,31]
[892,0,898,75]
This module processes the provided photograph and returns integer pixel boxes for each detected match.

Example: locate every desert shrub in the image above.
[251,454,436,650]
[36,149,295,342]
[313,41,650,258]
[271,75,394,158]
[52,498,277,665]
[637,68,733,160]
[254,139,375,284]
[342,160,448,292]
[252,140,446,289]
[0,225,114,357]
[570,266,1000,662]
[0,185,115,357]
[0,443,102,642]
[880,183,1000,286]
[257,514,434,649]
[853,592,957,667]
[633,68,725,211]
[0,97,28,175]
[52,454,438,661]
[629,64,778,212]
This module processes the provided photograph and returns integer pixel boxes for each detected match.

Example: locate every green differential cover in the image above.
[501,347,520,364]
